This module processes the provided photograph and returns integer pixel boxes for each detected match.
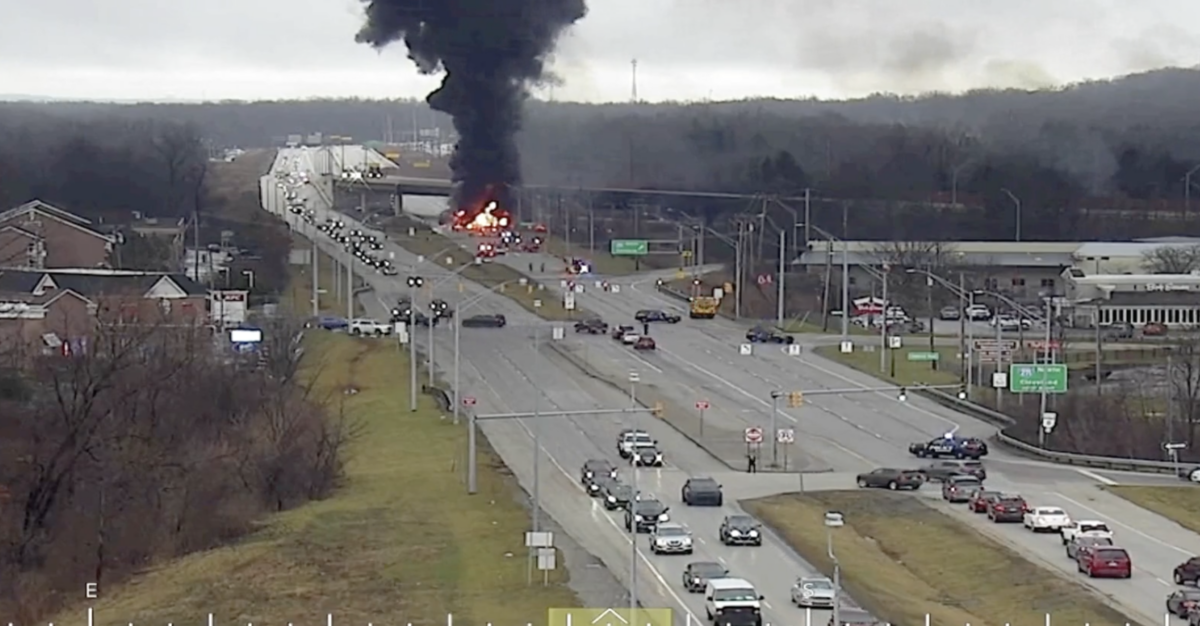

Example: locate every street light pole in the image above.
[776,228,786,327]
[627,370,640,615]
[840,203,849,340]
[1186,164,1200,214]
[825,511,844,626]
[770,390,781,467]
[1001,188,1022,242]
[1038,297,1053,448]
[406,275,424,412]
[879,267,889,373]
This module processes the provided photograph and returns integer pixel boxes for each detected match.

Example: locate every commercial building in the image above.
[1063,268,1200,328]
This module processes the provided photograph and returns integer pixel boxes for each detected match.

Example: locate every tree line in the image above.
[10,67,1200,241]
[0,317,350,621]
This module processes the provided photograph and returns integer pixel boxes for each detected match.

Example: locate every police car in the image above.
[908,434,988,459]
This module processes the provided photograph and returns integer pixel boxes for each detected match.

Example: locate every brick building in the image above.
[0,268,209,355]
[0,200,116,269]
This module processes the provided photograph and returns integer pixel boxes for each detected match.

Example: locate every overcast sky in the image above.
[4,0,1200,102]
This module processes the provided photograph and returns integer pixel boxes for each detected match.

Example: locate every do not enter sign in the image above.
[463,397,477,406]
[695,400,710,410]
[744,427,764,443]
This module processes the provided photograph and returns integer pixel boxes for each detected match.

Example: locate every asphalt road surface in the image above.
[270,151,849,626]
[449,233,1198,626]
[270,149,1197,626]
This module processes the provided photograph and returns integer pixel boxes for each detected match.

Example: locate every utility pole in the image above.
[776,228,786,327]
[1037,297,1053,448]
[630,59,638,102]
[840,203,850,340]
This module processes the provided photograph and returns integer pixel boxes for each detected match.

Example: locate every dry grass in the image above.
[779,317,874,335]
[814,344,963,386]
[744,491,1137,626]
[53,332,579,626]
[386,217,594,321]
[1105,486,1200,534]
[284,234,363,317]
[538,236,644,276]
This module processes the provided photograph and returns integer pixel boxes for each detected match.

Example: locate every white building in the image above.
[1063,268,1200,328]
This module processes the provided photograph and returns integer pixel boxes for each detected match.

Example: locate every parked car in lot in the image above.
[938,306,961,320]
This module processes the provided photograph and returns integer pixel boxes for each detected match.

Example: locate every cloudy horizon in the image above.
[3,0,1200,103]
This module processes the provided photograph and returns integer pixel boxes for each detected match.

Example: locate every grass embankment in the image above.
[814,345,963,387]
[387,216,596,321]
[539,236,644,276]
[1105,486,1200,535]
[778,317,873,335]
[64,333,577,625]
[286,234,363,316]
[744,491,1137,626]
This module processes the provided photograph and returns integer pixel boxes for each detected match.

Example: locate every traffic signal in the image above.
[651,402,665,418]
[787,391,803,408]
[957,384,968,400]
[898,387,908,402]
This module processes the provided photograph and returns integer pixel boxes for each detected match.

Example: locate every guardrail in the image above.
[917,387,1185,475]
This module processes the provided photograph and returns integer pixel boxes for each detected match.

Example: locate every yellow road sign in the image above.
[549,608,673,626]
[675,270,685,279]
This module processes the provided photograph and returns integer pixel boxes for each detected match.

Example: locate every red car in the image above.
[1078,546,1132,578]
[634,336,656,350]
[968,489,1002,513]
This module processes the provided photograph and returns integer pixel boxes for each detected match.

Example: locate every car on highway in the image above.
[941,475,981,502]
[460,314,507,328]
[632,443,664,467]
[745,326,794,344]
[682,477,723,506]
[625,498,669,532]
[574,318,608,334]
[611,324,634,340]
[617,430,655,458]
[1061,520,1113,545]
[1175,556,1200,585]
[1066,535,1114,560]
[1077,546,1132,578]
[704,578,763,626]
[855,467,924,490]
[306,315,348,331]
[828,605,883,626]
[1179,466,1200,483]
[719,515,763,546]
[683,561,729,593]
[968,489,1002,513]
[918,459,986,482]
[1023,506,1071,532]
[621,331,641,345]
[991,315,1032,331]
[938,306,961,320]
[633,336,657,350]
[580,459,618,484]
[348,318,393,336]
[635,309,682,324]
[908,435,988,459]
[649,522,694,554]
[380,265,399,276]
[391,307,433,327]
[1167,588,1200,617]
[601,481,636,510]
[965,304,992,321]
[790,576,836,609]
[987,494,1028,523]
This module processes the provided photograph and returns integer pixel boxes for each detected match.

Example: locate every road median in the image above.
[744,490,1139,626]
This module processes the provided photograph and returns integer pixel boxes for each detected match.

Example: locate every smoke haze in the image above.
[355,0,588,206]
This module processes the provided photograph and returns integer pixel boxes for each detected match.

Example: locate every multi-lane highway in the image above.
[265,147,1199,626]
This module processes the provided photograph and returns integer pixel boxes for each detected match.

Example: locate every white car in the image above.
[618,430,654,458]
[348,318,393,336]
[649,522,693,554]
[1060,520,1113,545]
[1023,506,1071,532]
[621,332,640,344]
[965,304,991,321]
[790,576,836,608]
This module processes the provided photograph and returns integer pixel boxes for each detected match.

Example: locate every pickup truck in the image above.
[349,318,393,336]
[1060,520,1113,545]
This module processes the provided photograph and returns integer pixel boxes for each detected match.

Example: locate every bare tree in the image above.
[1168,339,1200,447]
[1142,245,1200,274]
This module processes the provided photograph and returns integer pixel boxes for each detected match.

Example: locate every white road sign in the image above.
[739,343,753,356]
[744,427,764,443]
[564,292,576,310]
[1041,411,1057,432]
[611,285,621,293]
[552,326,565,340]
[785,344,801,356]
[839,341,853,353]
[574,284,585,293]
[777,428,795,443]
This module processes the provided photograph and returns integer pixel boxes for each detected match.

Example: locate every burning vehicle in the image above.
[450,199,512,235]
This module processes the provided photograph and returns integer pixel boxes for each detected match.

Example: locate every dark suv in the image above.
[919,459,986,482]
[574,318,608,334]
[635,309,681,323]
[719,515,763,546]
[681,477,723,505]
[1175,556,1200,585]
[625,499,669,532]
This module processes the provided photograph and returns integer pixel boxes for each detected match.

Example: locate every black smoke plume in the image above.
[355,0,588,208]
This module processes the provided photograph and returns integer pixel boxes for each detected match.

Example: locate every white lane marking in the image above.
[469,361,701,623]
[1075,469,1119,486]
[1054,491,1192,557]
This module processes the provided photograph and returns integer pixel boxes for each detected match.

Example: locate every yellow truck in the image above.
[690,296,719,319]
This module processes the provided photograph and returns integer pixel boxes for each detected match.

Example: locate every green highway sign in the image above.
[907,351,940,362]
[549,608,673,626]
[1009,363,1068,394]
[610,239,649,256]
